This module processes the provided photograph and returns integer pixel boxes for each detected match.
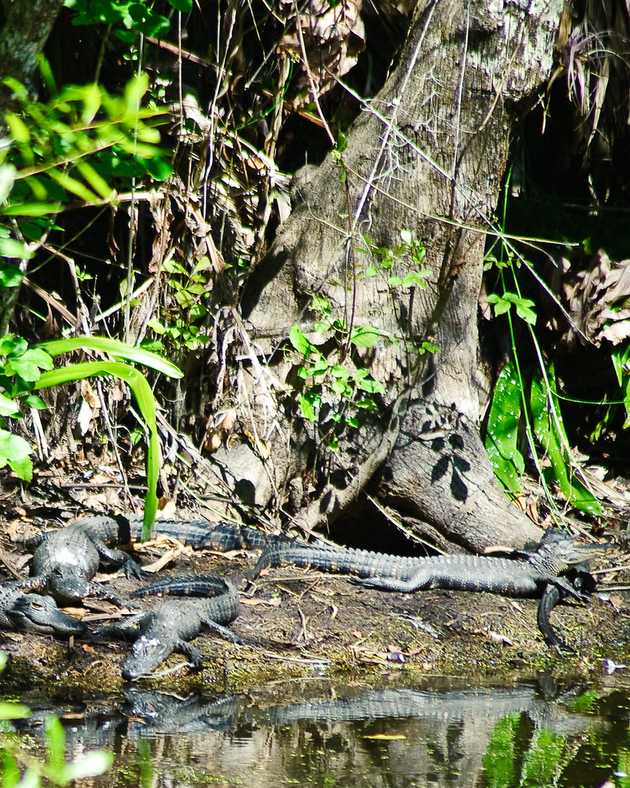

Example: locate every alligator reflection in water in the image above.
[11,680,625,787]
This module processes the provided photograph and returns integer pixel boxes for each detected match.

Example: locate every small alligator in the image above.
[0,581,84,636]
[253,529,608,646]
[92,574,241,680]
[19,516,144,605]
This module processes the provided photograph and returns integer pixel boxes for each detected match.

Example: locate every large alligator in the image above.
[18,516,145,605]
[253,529,608,647]
[0,581,84,636]
[92,574,241,680]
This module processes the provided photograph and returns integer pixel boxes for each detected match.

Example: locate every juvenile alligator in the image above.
[254,529,608,646]
[0,581,84,636]
[19,516,144,605]
[93,574,240,680]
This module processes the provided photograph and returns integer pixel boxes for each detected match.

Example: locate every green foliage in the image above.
[0,72,170,256]
[485,363,525,495]
[611,344,630,428]
[520,729,566,786]
[484,173,602,515]
[530,368,602,515]
[358,228,429,288]
[485,359,602,514]
[35,339,183,537]
[146,257,213,353]
[65,0,191,42]
[0,334,181,535]
[287,230,435,447]
[288,318,385,444]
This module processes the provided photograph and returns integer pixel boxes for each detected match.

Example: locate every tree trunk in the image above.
[227,0,564,551]
[0,0,64,103]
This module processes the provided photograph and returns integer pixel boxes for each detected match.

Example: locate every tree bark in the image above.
[229,0,564,550]
[0,0,63,104]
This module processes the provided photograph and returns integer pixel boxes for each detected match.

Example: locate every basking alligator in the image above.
[93,574,241,680]
[0,581,84,636]
[254,529,608,647]
[19,516,145,605]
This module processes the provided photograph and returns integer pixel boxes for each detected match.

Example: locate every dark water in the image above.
[5,674,630,787]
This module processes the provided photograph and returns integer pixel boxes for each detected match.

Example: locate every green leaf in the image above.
[38,336,183,379]
[350,325,381,348]
[1,202,63,216]
[35,360,161,535]
[299,393,317,421]
[354,375,384,394]
[530,370,602,514]
[5,112,30,144]
[0,700,31,720]
[0,392,20,416]
[289,325,315,356]
[0,429,33,481]
[484,361,524,495]
[24,394,47,409]
[124,72,149,115]
[0,262,25,284]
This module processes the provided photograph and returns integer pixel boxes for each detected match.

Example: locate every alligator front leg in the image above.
[93,540,145,579]
[537,584,572,652]
[91,613,145,641]
[176,640,204,670]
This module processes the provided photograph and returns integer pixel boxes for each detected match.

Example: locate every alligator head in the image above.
[122,633,176,681]
[534,529,611,574]
[47,566,91,605]
[7,594,85,636]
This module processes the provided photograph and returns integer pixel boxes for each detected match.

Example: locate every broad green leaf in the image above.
[531,372,602,514]
[24,394,47,409]
[36,360,161,535]
[484,361,524,495]
[0,262,25,285]
[0,701,31,720]
[167,0,193,9]
[75,160,115,200]
[7,454,33,482]
[354,375,384,394]
[0,429,32,461]
[299,393,317,422]
[0,334,27,356]
[289,325,314,356]
[124,72,149,115]
[1,751,20,788]
[38,336,183,379]
[350,325,381,348]
[0,392,20,416]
